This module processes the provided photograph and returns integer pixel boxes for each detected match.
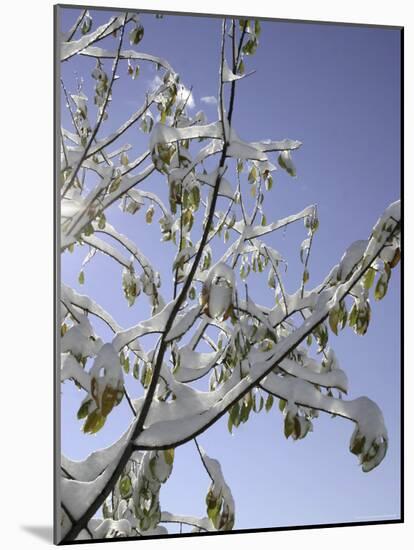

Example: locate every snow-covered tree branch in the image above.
[58,9,401,543]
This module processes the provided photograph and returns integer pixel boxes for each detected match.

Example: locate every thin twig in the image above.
[264,246,288,315]
[194,438,214,482]
[66,9,87,42]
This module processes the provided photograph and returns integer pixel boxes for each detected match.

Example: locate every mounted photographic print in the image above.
[54,4,403,544]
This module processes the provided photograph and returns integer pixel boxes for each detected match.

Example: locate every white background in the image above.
[0,0,410,548]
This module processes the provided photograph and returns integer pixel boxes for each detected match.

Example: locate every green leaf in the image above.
[350,435,366,456]
[265,174,273,191]
[230,402,240,427]
[239,401,249,423]
[206,492,222,527]
[129,24,144,45]
[329,308,339,336]
[293,416,302,439]
[242,37,258,56]
[101,385,119,416]
[278,399,286,413]
[77,399,92,420]
[363,267,376,290]
[84,223,94,236]
[302,269,309,284]
[191,186,200,211]
[374,275,388,301]
[205,489,217,509]
[120,152,129,166]
[314,322,329,351]
[133,360,140,379]
[338,301,348,329]
[227,414,233,434]
[119,475,132,498]
[207,498,221,525]
[140,363,147,387]
[97,213,106,230]
[140,118,148,133]
[83,409,106,434]
[146,205,154,224]
[278,151,296,177]
[265,394,274,412]
[78,270,85,285]
[143,365,153,388]
[123,356,130,374]
[349,303,358,327]
[81,13,92,34]
[109,175,122,193]
[284,414,295,439]
[248,165,257,184]
[389,248,400,268]
[164,448,175,465]
[311,217,319,232]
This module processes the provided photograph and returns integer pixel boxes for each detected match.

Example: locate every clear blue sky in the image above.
[59,7,401,532]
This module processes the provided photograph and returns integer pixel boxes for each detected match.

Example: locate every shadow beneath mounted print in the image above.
[21,525,53,543]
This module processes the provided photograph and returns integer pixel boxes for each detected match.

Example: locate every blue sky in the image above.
[59,7,401,532]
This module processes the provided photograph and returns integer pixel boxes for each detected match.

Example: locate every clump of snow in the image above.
[61,316,102,359]
[166,305,202,342]
[201,446,235,530]
[200,262,236,321]
[337,240,368,282]
[94,518,132,539]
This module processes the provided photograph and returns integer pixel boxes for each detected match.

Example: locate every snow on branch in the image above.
[173,346,223,383]
[61,14,134,61]
[61,353,91,392]
[245,204,316,239]
[62,426,132,482]
[88,85,169,158]
[160,512,213,532]
[277,357,348,393]
[61,284,149,362]
[61,163,155,250]
[79,46,174,73]
[112,299,178,351]
[81,235,131,268]
[198,446,235,530]
[261,373,387,472]
[62,445,127,521]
